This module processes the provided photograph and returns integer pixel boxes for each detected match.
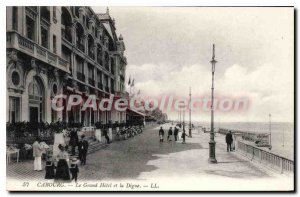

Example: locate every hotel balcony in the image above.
[7,31,69,73]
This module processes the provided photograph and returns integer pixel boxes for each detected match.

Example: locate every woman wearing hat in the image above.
[55,144,70,181]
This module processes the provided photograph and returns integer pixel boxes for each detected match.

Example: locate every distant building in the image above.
[6,6,127,126]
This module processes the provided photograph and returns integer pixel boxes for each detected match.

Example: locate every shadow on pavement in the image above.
[84,126,203,180]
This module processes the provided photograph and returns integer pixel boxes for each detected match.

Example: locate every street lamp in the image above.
[269,113,272,150]
[189,87,192,137]
[209,44,217,163]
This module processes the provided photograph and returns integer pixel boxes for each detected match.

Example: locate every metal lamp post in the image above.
[209,44,217,163]
[189,87,192,137]
[269,113,272,149]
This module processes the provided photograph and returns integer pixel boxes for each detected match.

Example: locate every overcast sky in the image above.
[92,7,294,122]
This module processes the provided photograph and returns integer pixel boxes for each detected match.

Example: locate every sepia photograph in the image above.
[5,6,294,191]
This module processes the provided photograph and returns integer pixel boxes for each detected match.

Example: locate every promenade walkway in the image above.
[7,123,293,191]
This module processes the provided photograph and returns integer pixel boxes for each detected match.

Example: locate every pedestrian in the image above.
[55,144,70,180]
[78,135,89,165]
[32,137,43,171]
[159,127,164,142]
[103,127,110,144]
[181,130,188,144]
[69,129,79,156]
[69,157,79,183]
[174,126,179,141]
[167,127,173,141]
[226,131,233,152]
[45,156,55,179]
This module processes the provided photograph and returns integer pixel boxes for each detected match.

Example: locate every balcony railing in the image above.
[237,141,294,174]
[88,78,95,86]
[7,31,69,72]
[77,72,85,82]
[97,82,103,89]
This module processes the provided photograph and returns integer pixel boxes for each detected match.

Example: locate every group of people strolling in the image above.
[45,144,79,182]
[69,130,89,164]
[159,126,188,144]
[32,131,89,182]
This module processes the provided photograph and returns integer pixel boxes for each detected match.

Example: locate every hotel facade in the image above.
[6,6,127,126]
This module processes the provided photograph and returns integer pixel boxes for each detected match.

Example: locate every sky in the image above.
[92,7,294,123]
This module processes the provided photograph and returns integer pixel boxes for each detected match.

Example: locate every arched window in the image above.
[29,79,41,96]
[110,58,115,74]
[97,44,102,65]
[74,6,80,18]
[88,34,94,59]
[105,52,109,70]
[61,7,73,43]
[28,77,44,122]
[76,23,85,52]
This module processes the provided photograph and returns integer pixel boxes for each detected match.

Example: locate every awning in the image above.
[126,108,145,117]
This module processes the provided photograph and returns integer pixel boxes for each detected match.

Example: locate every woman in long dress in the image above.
[55,144,70,180]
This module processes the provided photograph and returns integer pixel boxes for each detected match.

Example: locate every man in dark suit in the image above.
[159,127,164,142]
[225,131,233,152]
[78,135,89,165]
[174,127,179,141]
[103,127,110,144]
[69,129,79,156]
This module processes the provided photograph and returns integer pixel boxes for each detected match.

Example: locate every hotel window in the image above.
[41,27,49,48]
[53,35,57,53]
[11,71,20,86]
[12,7,18,31]
[26,16,35,41]
[53,6,56,19]
[9,97,20,123]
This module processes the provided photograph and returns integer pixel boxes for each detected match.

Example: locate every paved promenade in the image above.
[7,123,293,191]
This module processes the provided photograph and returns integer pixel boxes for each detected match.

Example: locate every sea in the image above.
[195,122,294,161]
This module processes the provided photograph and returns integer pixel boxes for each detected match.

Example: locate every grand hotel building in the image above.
[6,6,127,126]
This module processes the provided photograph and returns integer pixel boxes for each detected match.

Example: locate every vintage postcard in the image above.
[6,6,294,191]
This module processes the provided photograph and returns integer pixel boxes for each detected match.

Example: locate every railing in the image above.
[41,17,50,28]
[7,31,69,72]
[18,35,34,52]
[237,141,294,174]
[88,78,95,86]
[77,72,85,82]
[58,57,68,67]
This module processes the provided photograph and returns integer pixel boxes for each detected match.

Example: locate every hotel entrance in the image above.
[28,77,44,123]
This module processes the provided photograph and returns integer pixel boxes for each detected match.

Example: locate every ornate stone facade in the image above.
[6,6,127,126]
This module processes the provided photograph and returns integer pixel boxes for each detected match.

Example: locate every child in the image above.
[45,156,56,179]
[69,157,79,182]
